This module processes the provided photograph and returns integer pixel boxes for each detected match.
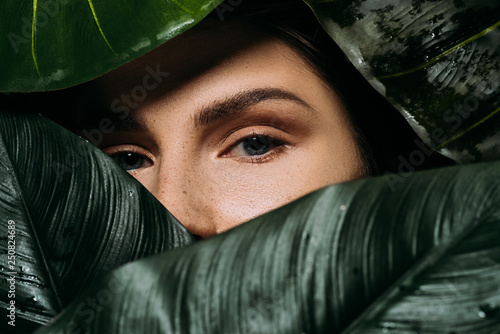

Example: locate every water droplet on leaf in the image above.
[380,322,396,333]
[478,302,500,318]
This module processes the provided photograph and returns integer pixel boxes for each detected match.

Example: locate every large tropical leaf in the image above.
[0,112,194,333]
[1,0,499,333]
[305,0,500,163]
[33,160,500,333]
[0,0,223,92]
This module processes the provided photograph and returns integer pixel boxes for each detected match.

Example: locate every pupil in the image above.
[243,136,272,156]
[117,153,143,171]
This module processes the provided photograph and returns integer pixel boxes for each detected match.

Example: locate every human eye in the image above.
[221,132,287,163]
[103,145,153,172]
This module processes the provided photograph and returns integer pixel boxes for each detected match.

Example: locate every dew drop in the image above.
[128,189,134,197]
[431,32,436,38]
[340,205,347,211]
[478,302,500,318]
[380,321,396,333]
[25,296,38,304]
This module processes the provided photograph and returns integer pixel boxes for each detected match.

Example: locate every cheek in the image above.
[129,171,157,195]
[205,156,332,230]
[203,129,366,232]
[207,167,297,229]
[319,136,366,182]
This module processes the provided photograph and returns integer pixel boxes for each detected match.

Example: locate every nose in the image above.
[151,164,220,239]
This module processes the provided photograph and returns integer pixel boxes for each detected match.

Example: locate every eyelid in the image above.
[102,144,155,161]
[219,128,291,163]
[223,121,290,143]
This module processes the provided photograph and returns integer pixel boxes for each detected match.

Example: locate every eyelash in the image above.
[241,147,285,164]
[222,131,288,164]
[103,145,154,173]
[103,129,289,172]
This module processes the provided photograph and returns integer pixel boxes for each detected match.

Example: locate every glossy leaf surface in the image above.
[35,160,500,333]
[0,112,194,333]
[0,0,223,92]
[305,0,500,162]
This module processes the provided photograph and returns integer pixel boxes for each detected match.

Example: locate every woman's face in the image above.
[80,22,366,238]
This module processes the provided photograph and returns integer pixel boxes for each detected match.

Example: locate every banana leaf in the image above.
[28,138,500,333]
[304,0,500,162]
[0,112,194,333]
[0,111,498,333]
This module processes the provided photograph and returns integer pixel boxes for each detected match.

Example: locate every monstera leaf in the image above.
[31,157,500,333]
[0,0,223,92]
[0,112,194,333]
[305,0,500,162]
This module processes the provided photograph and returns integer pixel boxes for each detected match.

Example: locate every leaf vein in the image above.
[32,0,42,78]
[86,0,117,55]
[171,0,195,14]
[378,19,500,80]
[436,105,500,149]
[0,121,63,310]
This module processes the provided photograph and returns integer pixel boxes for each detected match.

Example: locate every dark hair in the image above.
[206,0,454,176]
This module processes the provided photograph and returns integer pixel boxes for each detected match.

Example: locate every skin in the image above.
[80,21,366,238]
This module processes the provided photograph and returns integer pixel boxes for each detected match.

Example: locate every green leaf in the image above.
[34,161,500,333]
[0,112,194,333]
[0,0,223,92]
[1,1,499,333]
[305,0,500,163]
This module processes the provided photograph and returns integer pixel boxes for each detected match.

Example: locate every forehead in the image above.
[90,21,289,101]
[77,19,329,132]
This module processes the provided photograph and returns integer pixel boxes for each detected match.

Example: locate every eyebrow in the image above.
[194,88,313,128]
[112,114,146,132]
[83,87,312,133]
[81,109,147,133]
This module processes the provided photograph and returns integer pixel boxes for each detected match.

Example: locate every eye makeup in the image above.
[220,130,289,164]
